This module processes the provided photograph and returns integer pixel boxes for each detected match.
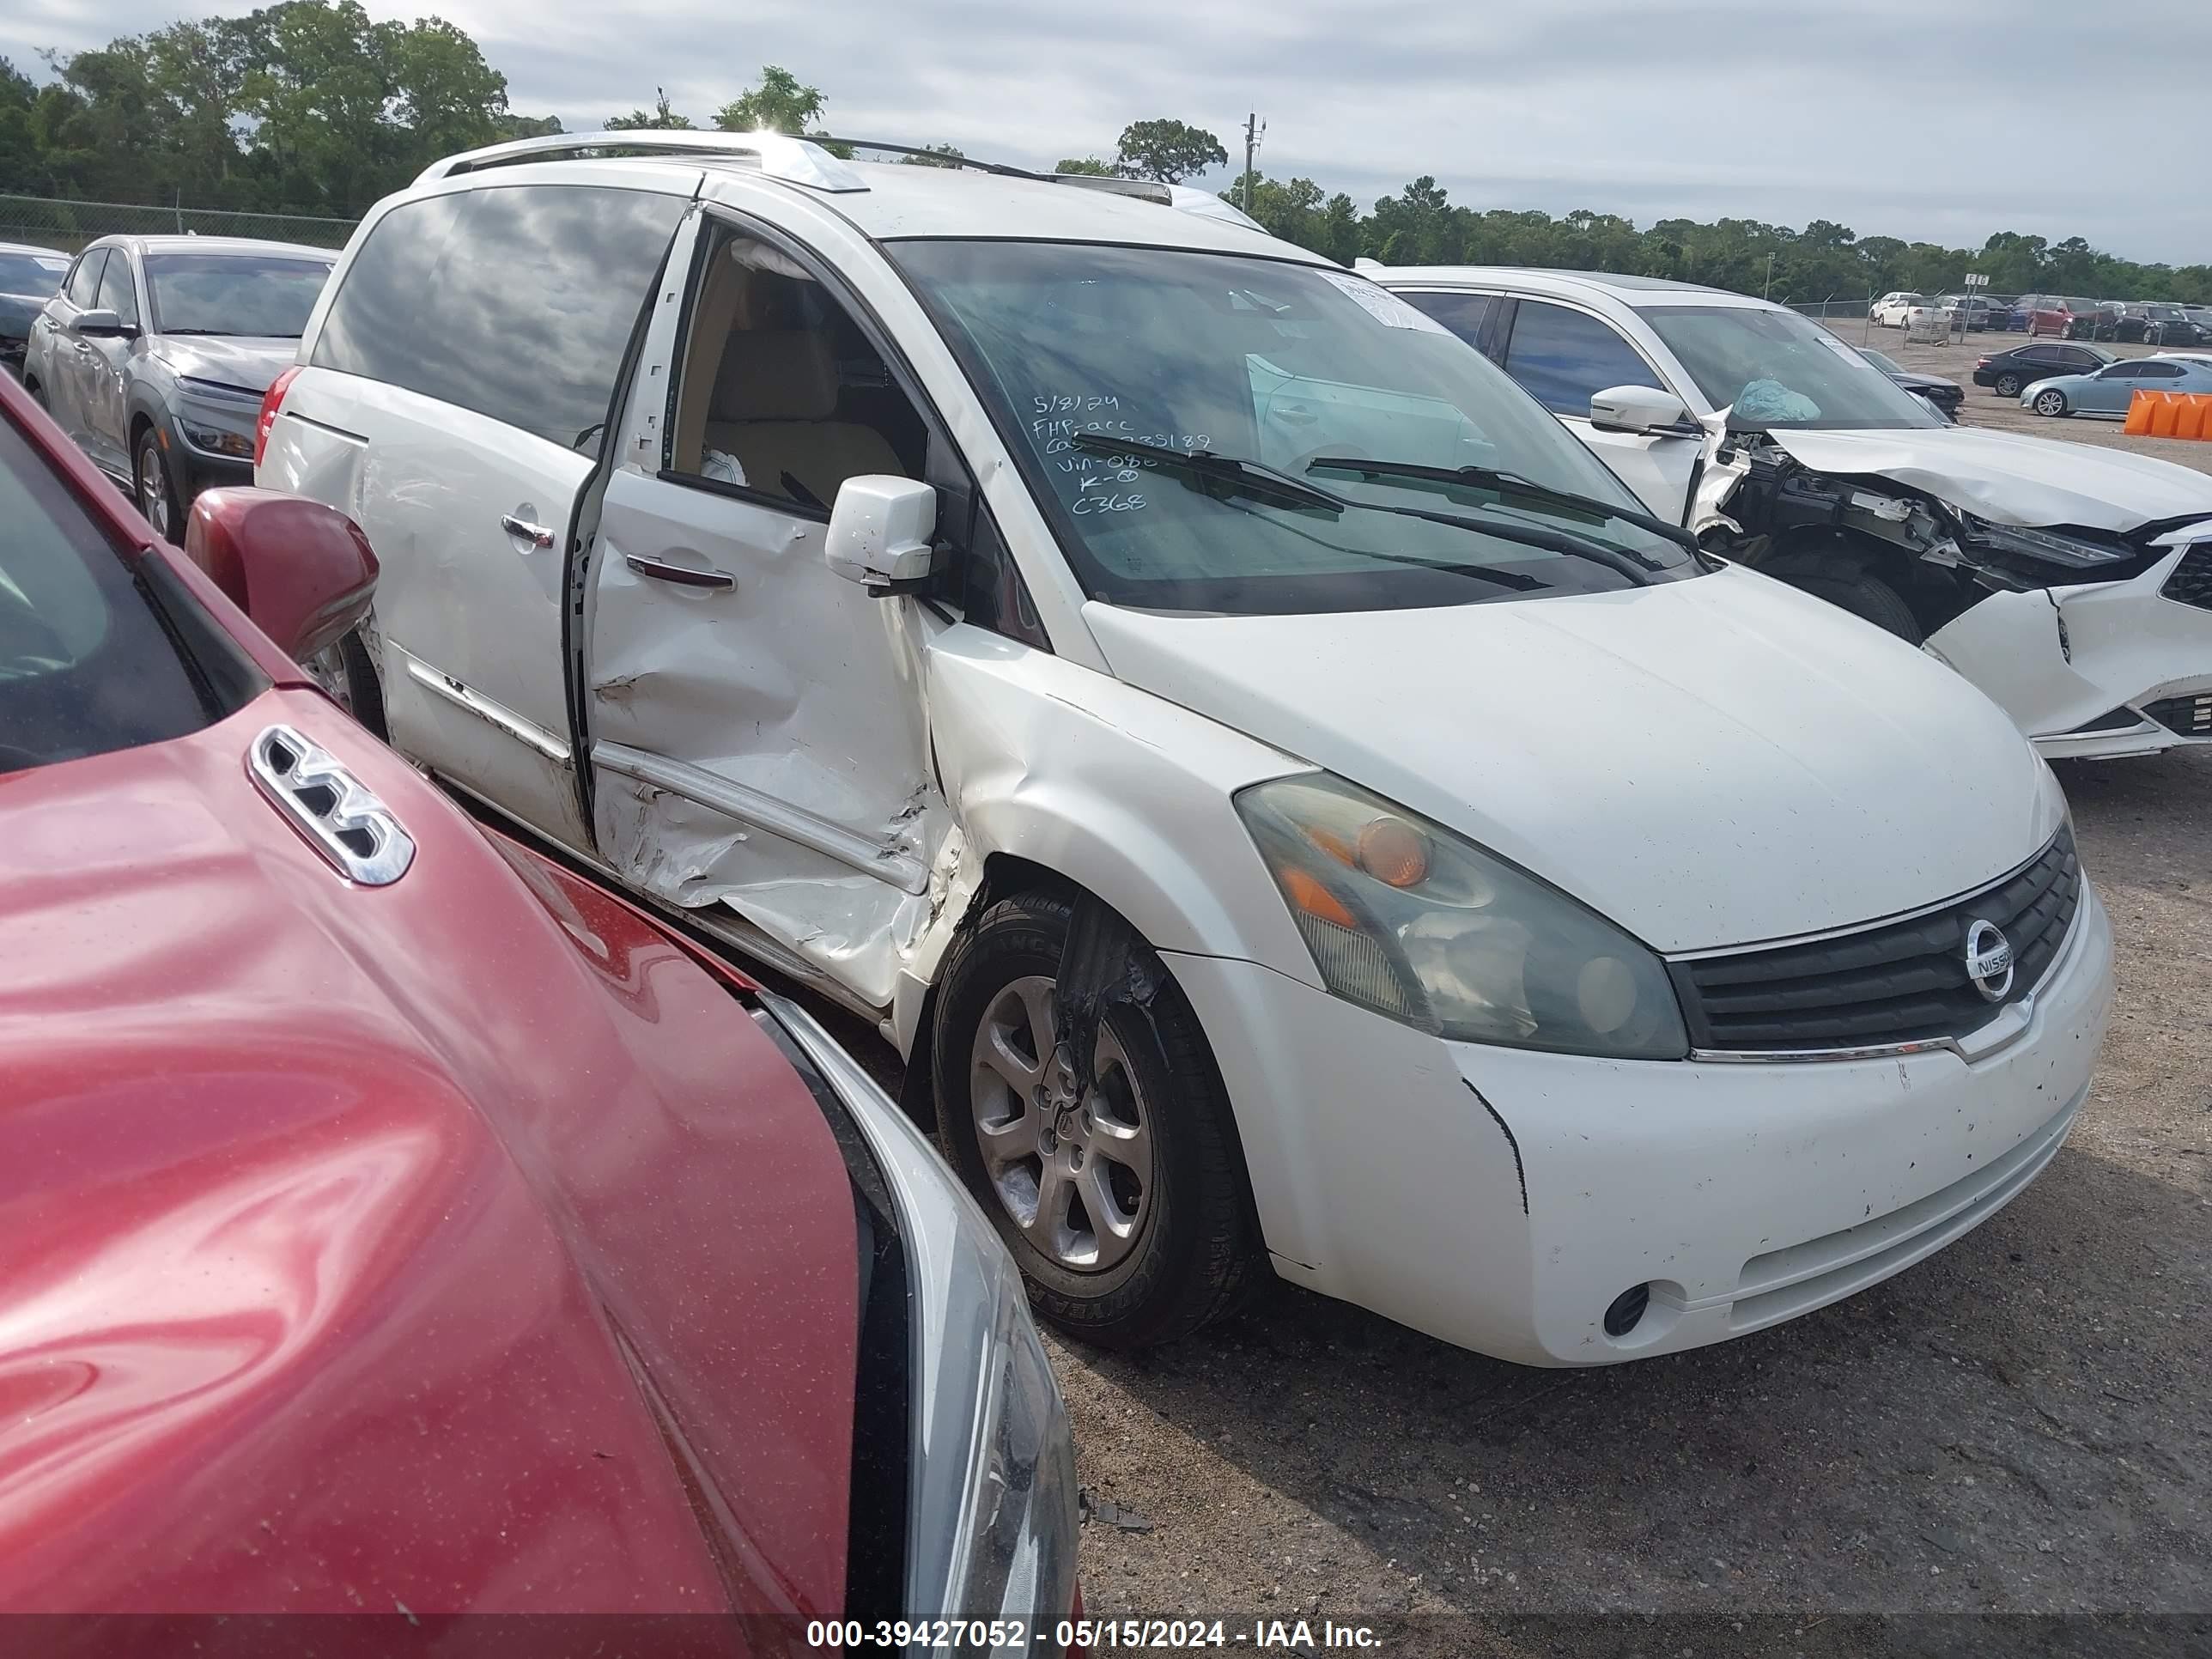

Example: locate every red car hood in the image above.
[0,689,858,1618]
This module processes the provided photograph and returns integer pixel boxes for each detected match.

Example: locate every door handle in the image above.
[625,553,735,590]
[500,514,556,549]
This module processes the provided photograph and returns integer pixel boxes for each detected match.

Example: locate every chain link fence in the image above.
[0,193,358,254]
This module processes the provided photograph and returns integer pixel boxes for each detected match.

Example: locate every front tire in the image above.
[1792,569,1924,644]
[2033,388,2068,417]
[134,428,184,544]
[1994,372,2023,397]
[932,889,1261,1349]
[305,629,388,737]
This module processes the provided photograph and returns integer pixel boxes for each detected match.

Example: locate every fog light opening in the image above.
[1603,1283,1650,1338]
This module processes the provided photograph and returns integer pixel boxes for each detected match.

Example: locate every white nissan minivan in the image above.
[258,131,2114,1365]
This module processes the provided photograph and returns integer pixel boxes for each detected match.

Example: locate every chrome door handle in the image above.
[625,554,734,590]
[500,514,556,549]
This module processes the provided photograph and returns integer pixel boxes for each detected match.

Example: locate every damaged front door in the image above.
[583,211,949,1011]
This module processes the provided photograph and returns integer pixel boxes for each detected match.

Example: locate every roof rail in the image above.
[817,138,1264,230]
[415,130,868,192]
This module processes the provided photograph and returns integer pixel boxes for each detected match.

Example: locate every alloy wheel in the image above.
[2033,390,2066,416]
[137,438,174,543]
[968,974,1155,1273]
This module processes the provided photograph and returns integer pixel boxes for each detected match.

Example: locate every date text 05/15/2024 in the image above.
[805,1620,1384,1651]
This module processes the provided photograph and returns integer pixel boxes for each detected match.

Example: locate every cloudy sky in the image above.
[10,0,2210,264]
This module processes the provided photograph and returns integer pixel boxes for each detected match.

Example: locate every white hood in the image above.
[1085,567,2060,953]
[1764,424,2212,533]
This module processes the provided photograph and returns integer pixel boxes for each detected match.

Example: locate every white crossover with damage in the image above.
[1370,264,2212,761]
[260,131,2116,1364]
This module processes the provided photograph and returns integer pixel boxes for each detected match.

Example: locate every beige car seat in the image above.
[697,329,905,507]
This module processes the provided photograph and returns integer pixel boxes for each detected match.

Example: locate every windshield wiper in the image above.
[1068,433,1340,513]
[1306,456,1697,561]
[1070,434,1659,586]
[159,327,240,336]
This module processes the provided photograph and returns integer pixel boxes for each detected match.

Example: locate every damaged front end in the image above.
[1690,419,2212,758]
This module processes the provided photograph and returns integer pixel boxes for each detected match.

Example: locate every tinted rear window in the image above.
[0,416,262,774]
[311,184,686,454]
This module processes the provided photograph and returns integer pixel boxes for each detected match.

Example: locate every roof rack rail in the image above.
[822,138,1172,201]
[817,139,1263,228]
[415,130,868,192]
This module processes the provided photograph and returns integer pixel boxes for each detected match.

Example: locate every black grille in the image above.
[2165,545,2212,611]
[1673,828,2080,1053]
[2146,692,2212,737]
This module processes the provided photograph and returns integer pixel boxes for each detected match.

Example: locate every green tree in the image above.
[606,88,693,131]
[899,141,963,167]
[1113,118,1226,185]
[1054,155,1113,175]
[713,64,849,156]
[0,58,38,192]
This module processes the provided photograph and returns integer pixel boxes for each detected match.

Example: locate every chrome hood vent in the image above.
[249,725,416,885]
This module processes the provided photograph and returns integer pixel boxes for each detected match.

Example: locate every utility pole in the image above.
[1764,252,1775,300]
[1241,112,1265,213]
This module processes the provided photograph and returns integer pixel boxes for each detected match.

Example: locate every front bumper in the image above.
[1164,880,2113,1367]
[1923,542,2212,759]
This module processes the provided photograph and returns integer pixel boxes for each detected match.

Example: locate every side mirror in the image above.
[1589,384,1696,436]
[183,487,379,661]
[70,307,132,338]
[823,475,938,592]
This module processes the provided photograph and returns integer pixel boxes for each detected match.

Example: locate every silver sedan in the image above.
[2022,355,2212,417]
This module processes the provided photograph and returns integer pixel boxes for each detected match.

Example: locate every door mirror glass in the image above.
[70,307,131,339]
[1589,384,1695,436]
[823,475,938,592]
[183,486,380,661]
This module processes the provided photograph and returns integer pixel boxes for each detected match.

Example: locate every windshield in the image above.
[0,252,67,293]
[1643,305,1943,431]
[145,253,331,337]
[1860,348,1904,374]
[892,241,1693,615]
[0,414,260,774]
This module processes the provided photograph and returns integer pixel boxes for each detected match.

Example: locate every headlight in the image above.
[761,993,1079,1650]
[176,415,256,458]
[176,378,261,459]
[1963,516,2131,570]
[1236,774,1688,1060]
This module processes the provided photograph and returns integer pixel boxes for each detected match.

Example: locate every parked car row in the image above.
[9,128,2211,1628]
[1873,291,2212,343]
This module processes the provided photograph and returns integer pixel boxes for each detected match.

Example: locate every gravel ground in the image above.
[797,343,2212,1652]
